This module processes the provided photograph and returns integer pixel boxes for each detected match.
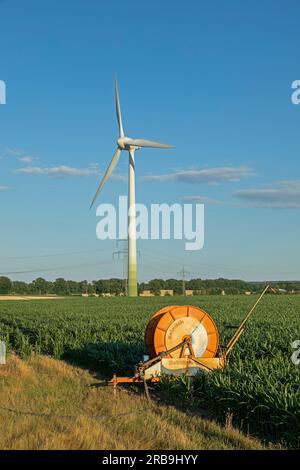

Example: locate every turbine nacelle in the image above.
[117,136,141,150]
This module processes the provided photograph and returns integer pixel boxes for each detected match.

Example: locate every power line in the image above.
[0,259,115,276]
[0,247,109,261]
[142,249,300,277]
[1,244,299,279]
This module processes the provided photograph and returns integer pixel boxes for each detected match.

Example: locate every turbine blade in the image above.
[125,138,174,149]
[115,79,124,137]
[90,148,122,209]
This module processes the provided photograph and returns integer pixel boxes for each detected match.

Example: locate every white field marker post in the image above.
[128,149,138,297]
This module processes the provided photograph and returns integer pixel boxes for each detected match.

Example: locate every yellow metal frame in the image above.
[224,284,269,358]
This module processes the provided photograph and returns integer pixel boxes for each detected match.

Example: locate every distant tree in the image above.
[108,278,123,295]
[66,280,82,295]
[53,278,69,295]
[87,282,95,294]
[12,281,28,294]
[80,280,89,295]
[138,282,147,294]
[207,287,223,295]
[226,287,240,295]
[31,277,49,295]
[4,276,298,297]
[93,280,107,294]
[0,276,12,294]
[165,278,182,294]
[148,279,165,295]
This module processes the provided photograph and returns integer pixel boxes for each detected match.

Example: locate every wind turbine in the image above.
[90,80,174,297]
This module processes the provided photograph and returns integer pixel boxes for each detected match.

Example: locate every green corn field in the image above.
[0,294,299,447]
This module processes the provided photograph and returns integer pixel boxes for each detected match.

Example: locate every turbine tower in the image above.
[90,80,174,297]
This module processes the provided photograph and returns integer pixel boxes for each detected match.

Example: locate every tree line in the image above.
[0,276,299,296]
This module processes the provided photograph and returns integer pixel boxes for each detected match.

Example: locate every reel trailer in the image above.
[109,285,269,386]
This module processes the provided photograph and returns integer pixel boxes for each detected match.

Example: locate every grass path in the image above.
[0,354,270,450]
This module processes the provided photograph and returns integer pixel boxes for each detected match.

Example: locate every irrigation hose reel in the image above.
[109,285,269,385]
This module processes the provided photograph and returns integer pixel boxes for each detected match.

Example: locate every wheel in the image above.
[145,305,219,359]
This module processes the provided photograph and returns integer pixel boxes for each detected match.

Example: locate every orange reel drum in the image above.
[144,305,219,359]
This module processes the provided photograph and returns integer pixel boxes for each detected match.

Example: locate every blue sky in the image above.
[0,0,299,282]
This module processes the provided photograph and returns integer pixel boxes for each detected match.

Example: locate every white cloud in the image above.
[141,166,254,184]
[15,165,100,177]
[182,195,223,205]
[234,180,300,208]
[14,163,127,181]
[19,156,33,164]
[2,148,36,164]
[0,185,10,190]
[15,166,44,175]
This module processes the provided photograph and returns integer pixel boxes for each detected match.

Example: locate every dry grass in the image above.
[0,354,269,450]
